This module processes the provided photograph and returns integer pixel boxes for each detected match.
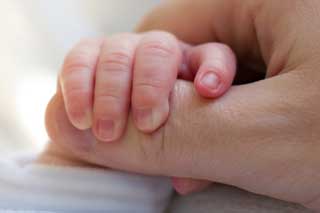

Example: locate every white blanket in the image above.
[0,158,172,212]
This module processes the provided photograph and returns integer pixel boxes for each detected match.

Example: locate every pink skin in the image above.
[132,32,182,133]
[93,34,140,142]
[172,44,236,195]
[188,43,236,98]
[60,38,102,130]
[59,31,237,195]
[171,178,213,195]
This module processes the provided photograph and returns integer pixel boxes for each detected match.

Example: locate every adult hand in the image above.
[136,0,320,209]
[40,0,320,210]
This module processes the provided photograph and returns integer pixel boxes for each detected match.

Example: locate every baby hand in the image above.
[59,31,236,142]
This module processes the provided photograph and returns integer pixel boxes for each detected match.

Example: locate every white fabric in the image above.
[0,158,172,212]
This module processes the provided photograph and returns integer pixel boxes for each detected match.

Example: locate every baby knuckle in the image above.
[65,87,89,99]
[96,91,122,105]
[135,81,165,92]
[140,34,177,58]
[63,53,93,75]
[142,42,174,58]
[99,51,132,73]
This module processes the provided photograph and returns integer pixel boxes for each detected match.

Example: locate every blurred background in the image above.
[0,0,158,155]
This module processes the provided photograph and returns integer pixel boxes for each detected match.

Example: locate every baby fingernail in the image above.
[135,108,153,131]
[135,102,169,132]
[70,109,92,130]
[96,119,115,142]
[200,72,220,91]
[83,110,93,129]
